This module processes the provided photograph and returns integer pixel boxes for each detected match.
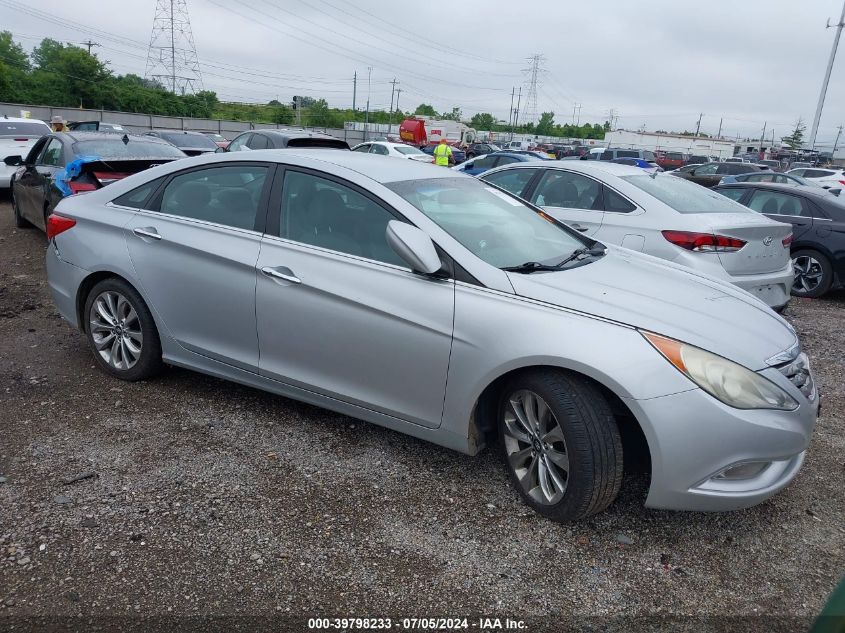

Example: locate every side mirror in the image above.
[385,220,442,275]
[4,155,23,166]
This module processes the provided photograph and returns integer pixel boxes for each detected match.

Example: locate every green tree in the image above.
[470,112,495,130]
[441,106,462,122]
[535,111,555,136]
[782,118,806,149]
[414,103,437,117]
[0,31,30,70]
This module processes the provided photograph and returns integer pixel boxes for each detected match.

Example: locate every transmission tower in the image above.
[520,53,544,127]
[145,0,203,95]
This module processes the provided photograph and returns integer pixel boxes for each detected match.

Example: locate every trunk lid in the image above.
[692,212,792,275]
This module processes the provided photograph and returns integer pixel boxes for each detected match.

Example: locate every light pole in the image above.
[808,0,845,150]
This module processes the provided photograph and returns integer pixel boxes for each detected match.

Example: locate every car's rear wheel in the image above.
[498,370,623,522]
[11,186,31,228]
[83,278,164,381]
[791,249,833,298]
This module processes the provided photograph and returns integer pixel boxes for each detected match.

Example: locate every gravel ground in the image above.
[0,194,843,633]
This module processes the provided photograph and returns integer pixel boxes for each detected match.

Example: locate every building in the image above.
[603,130,736,159]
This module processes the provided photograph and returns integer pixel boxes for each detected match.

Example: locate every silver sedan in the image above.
[44,151,818,521]
[479,161,795,310]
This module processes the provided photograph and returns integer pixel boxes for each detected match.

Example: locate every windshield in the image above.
[72,139,187,159]
[395,145,425,155]
[158,132,219,149]
[386,177,587,268]
[622,174,752,214]
[0,121,50,137]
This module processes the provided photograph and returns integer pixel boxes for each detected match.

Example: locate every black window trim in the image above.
[137,160,276,234]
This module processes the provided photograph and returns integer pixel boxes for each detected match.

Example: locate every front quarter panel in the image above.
[440,282,694,438]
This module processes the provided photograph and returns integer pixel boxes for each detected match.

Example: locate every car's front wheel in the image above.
[791,249,833,298]
[83,278,164,381]
[498,370,623,522]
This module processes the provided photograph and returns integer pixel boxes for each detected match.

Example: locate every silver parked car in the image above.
[44,151,818,521]
[479,161,795,310]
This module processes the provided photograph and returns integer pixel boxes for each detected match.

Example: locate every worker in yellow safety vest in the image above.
[433,138,454,166]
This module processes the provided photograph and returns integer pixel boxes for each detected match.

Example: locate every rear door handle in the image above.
[133,227,161,240]
[570,224,590,232]
[261,266,301,284]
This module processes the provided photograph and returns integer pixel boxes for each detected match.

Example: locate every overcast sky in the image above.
[3,0,845,147]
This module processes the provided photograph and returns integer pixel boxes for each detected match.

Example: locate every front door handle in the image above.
[570,224,590,232]
[261,266,301,284]
[133,227,161,240]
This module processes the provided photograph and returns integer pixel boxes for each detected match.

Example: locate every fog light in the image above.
[714,461,771,480]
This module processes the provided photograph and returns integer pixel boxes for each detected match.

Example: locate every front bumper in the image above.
[624,376,818,512]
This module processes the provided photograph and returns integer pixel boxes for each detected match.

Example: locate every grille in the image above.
[776,352,815,400]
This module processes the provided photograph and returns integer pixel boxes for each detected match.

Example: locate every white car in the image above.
[1,117,51,188]
[479,160,794,310]
[351,141,432,163]
[786,167,845,191]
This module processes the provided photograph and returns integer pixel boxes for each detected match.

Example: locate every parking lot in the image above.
[0,192,843,630]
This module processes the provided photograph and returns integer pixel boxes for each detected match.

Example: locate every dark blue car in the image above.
[452,151,546,176]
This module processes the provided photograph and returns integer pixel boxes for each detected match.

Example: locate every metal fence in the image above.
[0,101,373,146]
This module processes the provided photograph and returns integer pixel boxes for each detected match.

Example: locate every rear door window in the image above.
[227,134,251,152]
[747,190,807,216]
[471,155,498,170]
[247,134,269,150]
[39,138,64,166]
[370,144,389,155]
[157,165,270,230]
[481,168,539,196]
[531,170,601,210]
[716,187,747,202]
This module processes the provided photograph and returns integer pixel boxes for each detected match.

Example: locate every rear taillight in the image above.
[839,180,845,186]
[782,233,793,247]
[92,171,131,184]
[46,214,76,240]
[68,181,97,195]
[662,230,747,252]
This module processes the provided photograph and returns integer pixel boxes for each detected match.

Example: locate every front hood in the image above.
[507,247,797,370]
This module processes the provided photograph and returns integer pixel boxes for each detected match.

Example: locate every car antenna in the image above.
[122,134,129,145]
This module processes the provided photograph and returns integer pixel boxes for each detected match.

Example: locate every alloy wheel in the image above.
[89,291,143,370]
[502,389,570,505]
[792,255,824,294]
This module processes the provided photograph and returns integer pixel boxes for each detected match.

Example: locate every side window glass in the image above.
[112,177,165,209]
[228,134,250,152]
[25,138,48,164]
[247,134,269,150]
[481,168,539,196]
[280,170,406,267]
[495,156,519,166]
[748,191,805,216]
[599,151,613,161]
[473,155,498,170]
[159,165,268,230]
[372,144,389,155]
[353,144,371,153]
[39,138,64,166]
[531,170,601,210]
[716,188,746,202]
[603,187,636,213]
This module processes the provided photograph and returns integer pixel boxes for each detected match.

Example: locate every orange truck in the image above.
[399,117,477,147]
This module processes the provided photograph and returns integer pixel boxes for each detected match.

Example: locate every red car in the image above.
[203,132,230,150]
[655,150,686,171]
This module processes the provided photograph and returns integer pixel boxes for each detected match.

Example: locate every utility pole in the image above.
[576,104,581,126]
[80,40,100,54]
[694,113,703,138]
[717,117,723,138]
[833,124,844,157]
[395,88,402,123]
[388,77,399,136]
[759,121,767,156]
[352,71,357,112]
[511,86,521,142]
[809,0,845,150]
[508,87,515,133]
[364,66,372,141]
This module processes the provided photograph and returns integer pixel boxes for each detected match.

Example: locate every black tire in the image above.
[791,249,833,298]
[83,278,164,381]
[498,369,623,522]
[11,185,32,229]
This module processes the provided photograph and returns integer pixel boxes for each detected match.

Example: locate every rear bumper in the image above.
[46,243,90,329]
[727,262,794,309]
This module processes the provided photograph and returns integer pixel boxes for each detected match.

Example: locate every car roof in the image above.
[252,128,338,140]
[150,129,207,136]
[0,116,48,124]
[498,159,643,177]
[59,131,171,144]
[715,181,833,198]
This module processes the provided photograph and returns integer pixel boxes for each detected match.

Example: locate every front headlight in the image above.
[642,332,798,411]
